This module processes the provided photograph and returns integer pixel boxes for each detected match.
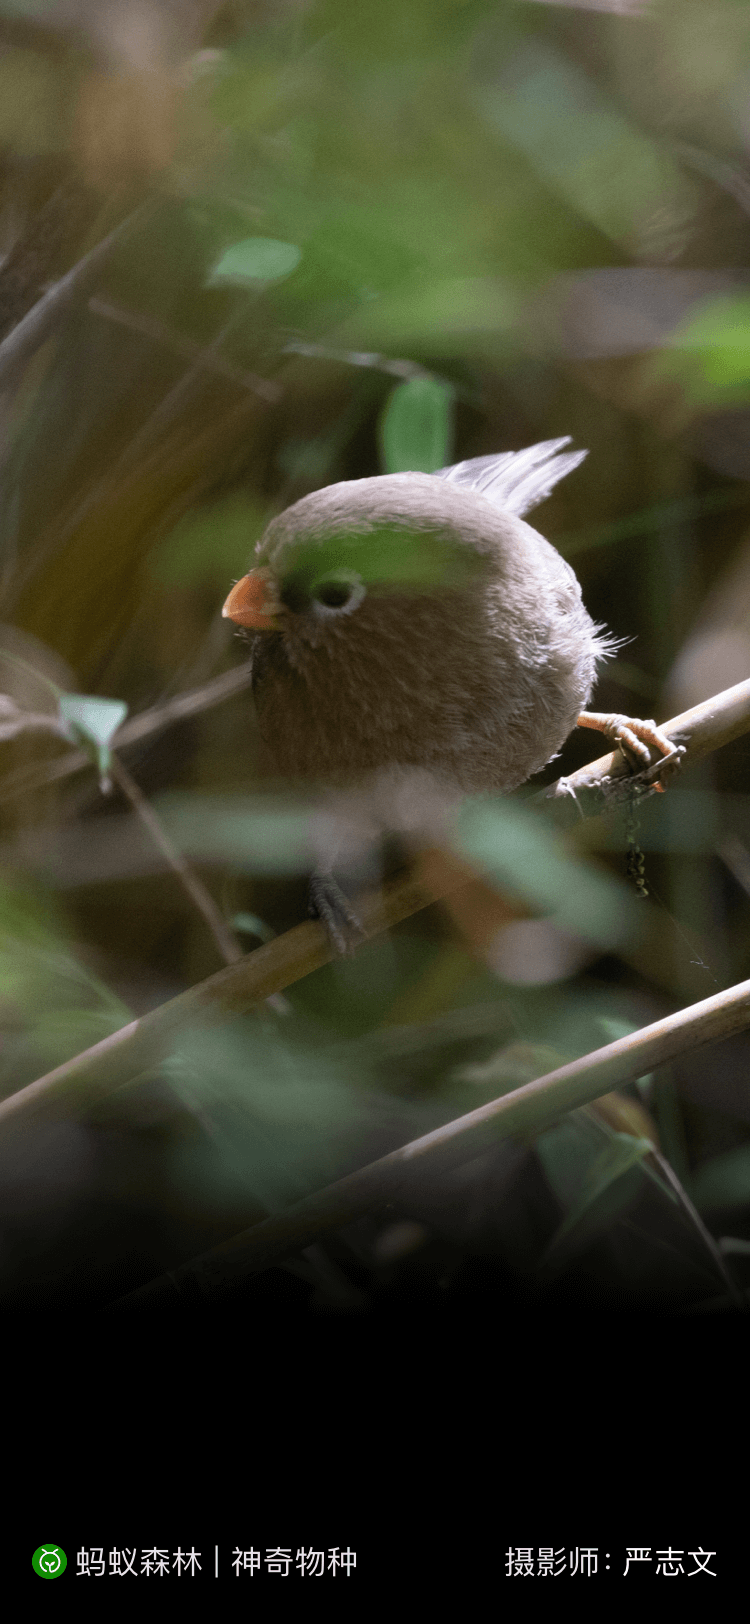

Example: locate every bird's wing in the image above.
[435,438,587,518]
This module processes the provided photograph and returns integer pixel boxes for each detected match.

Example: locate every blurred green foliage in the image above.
[537,1124,656,1262]
[154,791,315,874]
[269,520,488,589]
[660,292,750,407]
[692,1145,750,1213]
[450,796,640,948]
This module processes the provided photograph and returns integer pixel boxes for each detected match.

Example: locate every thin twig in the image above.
[647,1146,745,1309]
[0,704,67,743]
[88,297,281,403]
[718,835,750,898]
[110,971,750,1304]
[670,139,750,218]
[114,662,255,749]
[0,662,254,803]
[0,200,157,393]
[108,754,243,967]
[281,339,438,381]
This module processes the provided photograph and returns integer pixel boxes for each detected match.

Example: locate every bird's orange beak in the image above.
[222,568,280,630]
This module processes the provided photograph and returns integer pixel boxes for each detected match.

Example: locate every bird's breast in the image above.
[250,583,597,793]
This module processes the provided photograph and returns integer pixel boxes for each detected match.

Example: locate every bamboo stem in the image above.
[0,869,447,1131]
[543,676,750,821]
[112,971,750,1304]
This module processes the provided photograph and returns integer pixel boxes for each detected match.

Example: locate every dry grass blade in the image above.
[0,201,157,391]
[108,755,244,967]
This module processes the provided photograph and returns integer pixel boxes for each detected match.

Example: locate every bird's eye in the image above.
[310,571,365,615]
[315,580,353,608]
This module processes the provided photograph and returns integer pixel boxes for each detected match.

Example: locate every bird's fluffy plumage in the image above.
[241,442,610,795]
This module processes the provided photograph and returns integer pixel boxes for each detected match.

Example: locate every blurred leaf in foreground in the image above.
[472,33,696,253]
[654,293,750,410]
[449,796,641,950]
[275,523,486,597]
[163,1013,432,1213]
[153,792,315,875]
[538,1127,654,1263]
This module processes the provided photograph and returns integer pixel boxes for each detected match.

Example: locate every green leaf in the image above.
[379,377,455,474]
[164,1016,419,1213]
[671,293,750,397]
[0,875,130,1094]
[474,38,693,249]
[335,277,519,355]
[207,237,301,287]
[645,294,750,412]
[58,694,128,782]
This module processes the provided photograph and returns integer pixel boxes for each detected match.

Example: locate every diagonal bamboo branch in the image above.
[542,676,750,821]
[88,297,281,403]
[0,869,449,1132]
[111,971,750,1305]
[2,675,750,1137]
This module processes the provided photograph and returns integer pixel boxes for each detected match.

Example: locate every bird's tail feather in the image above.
[436,437,587,518]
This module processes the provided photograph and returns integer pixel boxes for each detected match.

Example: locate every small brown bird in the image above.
[222,440,675,945]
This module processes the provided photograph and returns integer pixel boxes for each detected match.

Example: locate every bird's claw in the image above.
[634,742,686,792]
[308,871,367,957]
[577,711,685,793]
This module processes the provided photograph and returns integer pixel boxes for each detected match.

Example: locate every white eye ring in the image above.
[310,570,366,617]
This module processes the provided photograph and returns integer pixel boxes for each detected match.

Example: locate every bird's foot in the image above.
[576,711,685,793]
[308,870,367,957]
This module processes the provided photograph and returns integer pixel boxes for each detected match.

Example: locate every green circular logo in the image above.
[32,1546,67,1579]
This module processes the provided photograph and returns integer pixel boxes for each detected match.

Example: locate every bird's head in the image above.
[222,473,501,648]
